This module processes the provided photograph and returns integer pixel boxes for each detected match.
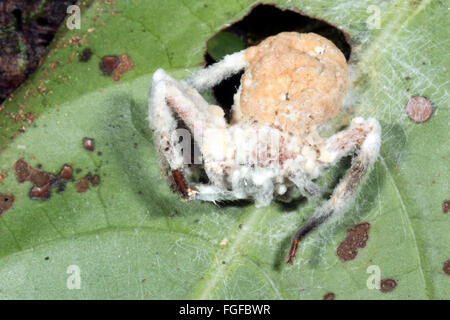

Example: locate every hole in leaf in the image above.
[204,3,352,117]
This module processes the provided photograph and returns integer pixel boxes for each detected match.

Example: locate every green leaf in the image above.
[0,0,448,299]
[207,31,245,61]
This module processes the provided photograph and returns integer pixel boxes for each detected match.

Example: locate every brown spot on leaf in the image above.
[75,176,90,193]
[0,193,15,215]
[25,112,35,124]
[30,184,51,200]
[13,158,31,183]
[69,36,82,47]
[30,170,51,188]
[90,174,100,186]
[0,170,6,185]
[323,292,335,300]
[79,48,92,62]
[59,165,73,180]
[380,279,397,293]
[83,137,95,152]
[336,222,370,261]
[442,200,450,214]
[406,96,433,123]
[112,53,134,81]
[99,55,120,75]
[13,158,72,200]
[443,260,450,276]
[13,157,54,190]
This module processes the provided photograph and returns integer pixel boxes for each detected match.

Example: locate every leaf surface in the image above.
[0,0,448,299]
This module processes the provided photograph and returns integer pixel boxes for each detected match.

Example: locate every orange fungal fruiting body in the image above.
[238,32,348,135]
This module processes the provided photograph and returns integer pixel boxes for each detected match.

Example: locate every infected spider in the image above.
[148,32,381,264]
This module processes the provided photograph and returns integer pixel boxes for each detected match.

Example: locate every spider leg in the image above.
[317,117,381,166]
[149,69,238,198]
[184,51,247,91]
[286,118,381,264]
[150,69,216,133]
[188,184,240,203]
[288,170,321,199]
[149,69,218,196]
[190,168,275,207]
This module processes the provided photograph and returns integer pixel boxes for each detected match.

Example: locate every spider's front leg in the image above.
[286,118,381,264]
[149,69,242,202]
[149,69,218,197]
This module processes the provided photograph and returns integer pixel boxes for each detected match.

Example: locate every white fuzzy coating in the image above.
[148,33,382,216]
[148,69,174,131]
[148,70,183,169]
[310,118,381,225]
[230,85,243,123]
[185,51,248,91]
[149,73,381,206]
[361,118,381,162]
[147,32,386,266]
[191,166,281,207]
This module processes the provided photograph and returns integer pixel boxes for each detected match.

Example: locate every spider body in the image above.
[149,32,381,263]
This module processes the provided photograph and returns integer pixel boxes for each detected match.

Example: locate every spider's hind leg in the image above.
[286,118,381,264]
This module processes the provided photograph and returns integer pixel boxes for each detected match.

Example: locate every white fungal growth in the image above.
[148,32,382,264]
